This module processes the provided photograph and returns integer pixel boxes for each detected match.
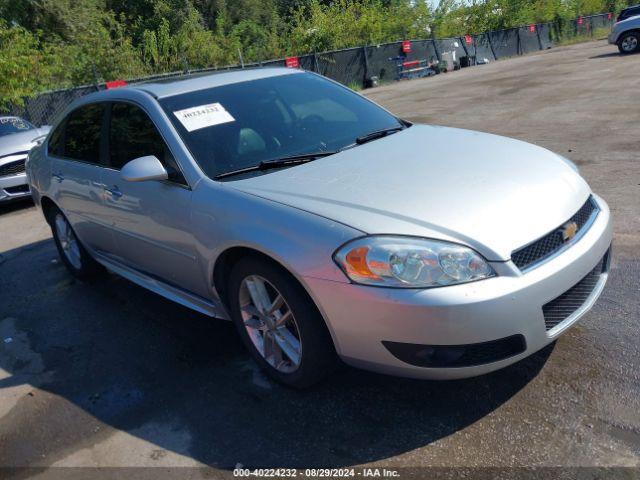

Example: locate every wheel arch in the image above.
[212,245,341,351]
[618,28,640,42]
[40,196,58,224]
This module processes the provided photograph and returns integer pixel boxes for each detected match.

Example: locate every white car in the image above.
[0,116,50,203]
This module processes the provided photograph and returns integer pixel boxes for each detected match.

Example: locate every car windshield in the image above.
[0,117,35,137]
[159,72,404,179]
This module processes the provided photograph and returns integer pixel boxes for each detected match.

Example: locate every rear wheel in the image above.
[618,32,640,54]
[228,257,337,388]
[49,207,104,279]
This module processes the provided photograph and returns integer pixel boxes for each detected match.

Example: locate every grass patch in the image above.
[556,27,611,46]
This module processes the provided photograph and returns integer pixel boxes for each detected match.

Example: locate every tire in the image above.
[227,256,338,388]
[618,31,640,54]
[48,207,104,280]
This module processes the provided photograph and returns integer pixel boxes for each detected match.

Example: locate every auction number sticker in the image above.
[173,102,235,132]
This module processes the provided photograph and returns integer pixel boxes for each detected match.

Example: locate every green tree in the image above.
[0,0,626,105]
[0,22,53,108]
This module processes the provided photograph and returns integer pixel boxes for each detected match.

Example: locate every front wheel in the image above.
[618,32,640,54]
[228,257,338,388]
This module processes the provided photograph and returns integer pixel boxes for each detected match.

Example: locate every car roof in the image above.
[131,67,303,99]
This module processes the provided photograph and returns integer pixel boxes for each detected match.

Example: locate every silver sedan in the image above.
[26,69,612,387]
[0,116,50,203]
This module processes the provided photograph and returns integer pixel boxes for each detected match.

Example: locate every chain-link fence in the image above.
[7,13,615,127]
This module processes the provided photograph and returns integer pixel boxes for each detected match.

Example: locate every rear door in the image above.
[99,101,206,296]
[49,103,116,255]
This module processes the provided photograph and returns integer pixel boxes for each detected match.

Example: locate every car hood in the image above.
[0,127,50,159]
[227,125,591,261]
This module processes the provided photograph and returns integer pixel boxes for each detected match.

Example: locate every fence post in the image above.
[91,63,100,91]
[536,24,543,50]
[313,51,319,72]
[432,38,441,62]
[486,33,497,60]
[459,36,470,59]
[516,28,522,55]
[238,48,245,68]
[362,45,369,88]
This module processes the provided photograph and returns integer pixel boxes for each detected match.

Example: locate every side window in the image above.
[48,120,65,157]
[109,103,185,184]
[63,104,105,164]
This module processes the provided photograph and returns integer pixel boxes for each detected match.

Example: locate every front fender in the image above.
[190,180,362,299]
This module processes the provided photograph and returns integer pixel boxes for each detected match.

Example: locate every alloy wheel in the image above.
[239,275,302,373]
[54,213,82,270]
[621,35,638,52]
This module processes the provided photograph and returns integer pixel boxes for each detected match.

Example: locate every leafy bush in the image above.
[0,0,633,109]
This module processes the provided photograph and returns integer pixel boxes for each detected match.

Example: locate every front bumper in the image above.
[0,173,31,202]
[608,31,619,44]
[304,194,613,380]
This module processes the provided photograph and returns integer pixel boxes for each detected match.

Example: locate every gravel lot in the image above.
[0,40,639,476]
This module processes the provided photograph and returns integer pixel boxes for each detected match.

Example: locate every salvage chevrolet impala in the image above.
[26,69,612,387]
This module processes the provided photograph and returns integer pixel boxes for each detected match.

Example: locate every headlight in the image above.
[333,236,495,288]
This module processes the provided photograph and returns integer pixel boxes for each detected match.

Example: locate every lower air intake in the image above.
[542,248,610,331]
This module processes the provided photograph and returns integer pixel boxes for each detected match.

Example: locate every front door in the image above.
[100,102,206,297]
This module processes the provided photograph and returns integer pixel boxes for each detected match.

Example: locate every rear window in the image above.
[0,117,35,137]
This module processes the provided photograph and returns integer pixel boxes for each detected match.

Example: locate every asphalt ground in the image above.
[0,40,638,477]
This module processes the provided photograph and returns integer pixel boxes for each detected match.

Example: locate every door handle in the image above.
[105,185,123,199]
[51,172,64,183]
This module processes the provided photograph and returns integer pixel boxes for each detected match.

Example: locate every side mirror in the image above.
[120,156,168,183]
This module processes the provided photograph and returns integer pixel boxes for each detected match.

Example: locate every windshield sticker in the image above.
[173,103,235,132]
[0,117,29,130]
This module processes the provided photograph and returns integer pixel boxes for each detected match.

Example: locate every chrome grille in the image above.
[0,159,26,177]
[512,197,598,271]
[542,249,610,331]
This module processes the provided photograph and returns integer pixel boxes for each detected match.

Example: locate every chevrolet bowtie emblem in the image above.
[560,221,578,242]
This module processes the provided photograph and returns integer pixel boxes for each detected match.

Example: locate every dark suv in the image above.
[610,6,640,53]
[618,4,640,22]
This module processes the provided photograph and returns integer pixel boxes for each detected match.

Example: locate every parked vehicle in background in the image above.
[27,69,612,388]
[0,116,50,203]
[617,4,640,22]
[609,8,640,54]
